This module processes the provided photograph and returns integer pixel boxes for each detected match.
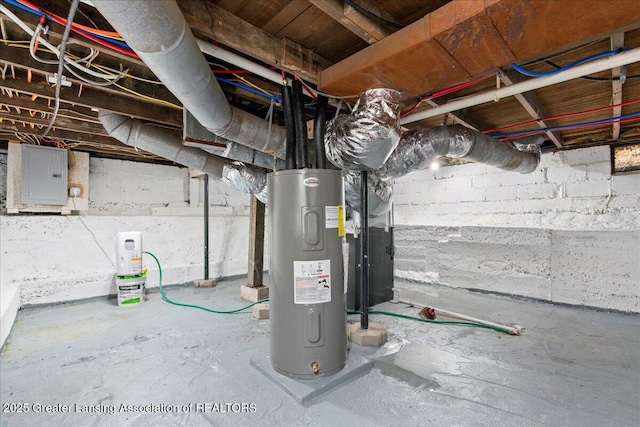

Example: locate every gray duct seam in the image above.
[98,111,226,178]
[92,0,286,158]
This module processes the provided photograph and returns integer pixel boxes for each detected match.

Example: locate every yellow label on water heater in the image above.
[337,205,345,237]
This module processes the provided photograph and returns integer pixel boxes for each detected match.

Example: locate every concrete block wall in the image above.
[394,226,639,312]
[394,146,640,229]
[393,146,640,312]
[1,154,253,347]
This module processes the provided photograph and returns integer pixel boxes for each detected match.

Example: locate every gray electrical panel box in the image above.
[21,145,68,205]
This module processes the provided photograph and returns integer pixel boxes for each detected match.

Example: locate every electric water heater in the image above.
[116,231,143,277]
[268,169,347,378]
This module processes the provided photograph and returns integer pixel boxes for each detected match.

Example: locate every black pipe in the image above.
[360,170,369,330]
[204,173,209,280]
[282,85,296,170]
[313,95,328,169]
[291,80,308,169]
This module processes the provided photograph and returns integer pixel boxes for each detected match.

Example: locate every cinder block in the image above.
[546,167,587,184]
[445,176,472,191]
[565,180,610,198]
[486,186,517,201]
[586,161,612,180]
[500,172,534,186]
[252,302,269,319]
[241,284,269,302]
[517,183,556,199]
[348,322,388,347]
[611,174,640,196]
[560,146,608,166]
[472,174,502,188]
[458,188,485,202]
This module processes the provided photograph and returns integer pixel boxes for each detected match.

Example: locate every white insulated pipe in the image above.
[400,47,640,125]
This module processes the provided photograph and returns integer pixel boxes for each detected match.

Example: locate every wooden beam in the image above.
[0,122,119,146]
[246,194,265,288]
[0,42,179,110]
[309,0,382,44]
[611,33,624,141]
[422,98,487,131]
[0,75,182,127]
[0,110,106,135]
[0,93,99,122]
[178,0,331,82]
[319,0,640,98]
[343,0,400,41]
[499,70,564,148]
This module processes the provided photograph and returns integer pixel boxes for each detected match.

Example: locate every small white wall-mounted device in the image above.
[116,231,143,277]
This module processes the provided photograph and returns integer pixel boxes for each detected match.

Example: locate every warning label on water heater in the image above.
[293,259,331,304]
[325,205,345,237]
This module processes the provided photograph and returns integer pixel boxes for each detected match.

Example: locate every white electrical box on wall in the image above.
[116,232,143,277]
[21,144,68,205]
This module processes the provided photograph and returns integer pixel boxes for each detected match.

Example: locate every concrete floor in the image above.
[1,277,638,426]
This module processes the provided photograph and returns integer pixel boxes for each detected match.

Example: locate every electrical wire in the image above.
[41,0,78,137]
[343,0,404,29]
[71,197,117,269]
[4,0,137,57]
[483,97,640,133]
[144,251,268,314]
[401,73,496,117]
[511,49,626,78]
[347,310,515,335]
[490,111,640,139]
[544,60,640,82]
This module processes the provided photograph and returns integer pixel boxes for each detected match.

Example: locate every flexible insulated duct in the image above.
[428,125,539,173]
[375,128,438,181]
[92,0,286,157]
[99,112,226,178]
[325,88,401,171]
[222,162,268,204]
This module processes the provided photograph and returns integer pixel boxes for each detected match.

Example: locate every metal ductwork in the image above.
[92,0,286,157]
[372,125,540,180]
[325,88,402,171]
[429,125,540,173]
[99,111,226,178]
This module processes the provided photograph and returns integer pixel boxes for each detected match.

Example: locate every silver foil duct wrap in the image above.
[375,128,439,181]
[221,162,268,204]
[325,88,402,171]
[344,171,393,218]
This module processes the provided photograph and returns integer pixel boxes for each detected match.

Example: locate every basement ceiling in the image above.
[1,0,639,163]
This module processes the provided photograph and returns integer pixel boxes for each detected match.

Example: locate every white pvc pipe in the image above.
[197,39,284,86]
[196,38,340,106]
[400,47,640,125]
[391,288,522,335]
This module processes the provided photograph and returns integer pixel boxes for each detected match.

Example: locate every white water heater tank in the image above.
[116,231,143,276]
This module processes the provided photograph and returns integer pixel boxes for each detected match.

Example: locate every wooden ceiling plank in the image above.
[343,0,400,41]
[309,0,377,44]
[0,43,178,108]
[261,0,311,34]
[0,110,106,135]
[0,122,119,146]
[179,0,331,82]
[499,70,564,148]
[319,0,640,103]
[423,98,487,132]
[0,76,182,127]
[611,33,625,140]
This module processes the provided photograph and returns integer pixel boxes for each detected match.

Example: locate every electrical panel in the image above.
[21,145,68,205]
